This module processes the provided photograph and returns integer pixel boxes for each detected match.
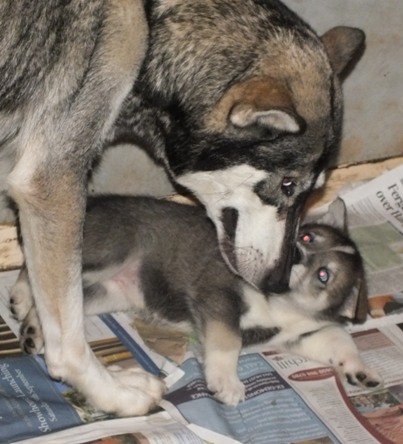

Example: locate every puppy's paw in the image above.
[108,365,166,402]
[335,354,382,389]
[9,275,34,321]
[206,370,245,406]
[88,366,166,416]
[19,308,44,355]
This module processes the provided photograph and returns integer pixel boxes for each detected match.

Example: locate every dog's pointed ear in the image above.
[315,198,348,233]
[207,77,304,134]
[230,104,300,133]
[321,26,366,77]
[228,78,302,133]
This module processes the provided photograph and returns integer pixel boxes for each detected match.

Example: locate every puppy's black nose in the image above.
[265,280,290,294]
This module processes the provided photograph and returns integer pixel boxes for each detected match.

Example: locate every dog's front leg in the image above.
[4,0,165,417]
[8,164,164,415]
[203,320,244,406]
[287,325,382,389]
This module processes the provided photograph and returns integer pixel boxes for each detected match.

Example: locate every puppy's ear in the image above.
[315,198,348,233]
[321,26,366,77]
[339,277,369,324]
[207,77,304,134]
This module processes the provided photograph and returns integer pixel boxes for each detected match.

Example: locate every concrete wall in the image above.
[88,145,175,197]
[285,0,403,164]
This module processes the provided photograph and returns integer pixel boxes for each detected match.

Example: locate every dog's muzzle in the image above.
[219,205,297,294]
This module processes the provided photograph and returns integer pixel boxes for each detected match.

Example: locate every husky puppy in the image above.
[11,197,381,406]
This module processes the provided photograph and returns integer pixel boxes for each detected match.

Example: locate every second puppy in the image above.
[11,196,381,405]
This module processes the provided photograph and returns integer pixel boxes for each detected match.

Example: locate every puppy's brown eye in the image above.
[301,232,314,243]
[281,177,296,197]
[318,267,330,284]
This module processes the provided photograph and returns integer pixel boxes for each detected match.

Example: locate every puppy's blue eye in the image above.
[301,232,314,243]
[318,267,329,284]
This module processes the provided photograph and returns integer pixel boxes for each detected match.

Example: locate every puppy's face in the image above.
[289,224,367,322]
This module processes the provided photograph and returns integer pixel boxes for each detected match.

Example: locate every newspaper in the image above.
[0,270,200,444]
[339,163,403,320]
[2,163,403,444]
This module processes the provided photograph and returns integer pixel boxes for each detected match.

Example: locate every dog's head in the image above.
[143,0,365,292]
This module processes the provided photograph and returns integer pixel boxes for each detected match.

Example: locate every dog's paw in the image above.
[9,274,34,321]
[206,371,245,406]
[88,366,166,416]
[334,354,382,389]
[345,369,382,389]
[108,365,166,401]
[19,308,44,355]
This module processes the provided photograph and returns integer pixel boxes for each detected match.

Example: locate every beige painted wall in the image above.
[285,0,403,164]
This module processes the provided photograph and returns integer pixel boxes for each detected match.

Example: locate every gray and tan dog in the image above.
[1,1,365,415]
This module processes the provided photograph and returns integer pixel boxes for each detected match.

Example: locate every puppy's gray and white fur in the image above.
[11,197,381,406]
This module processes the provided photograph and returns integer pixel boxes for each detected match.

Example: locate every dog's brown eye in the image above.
[301,232,314,243]
[281,177,296,197]
[318,267,330,284]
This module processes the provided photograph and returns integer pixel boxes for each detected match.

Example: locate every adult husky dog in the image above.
[1,1,364,415]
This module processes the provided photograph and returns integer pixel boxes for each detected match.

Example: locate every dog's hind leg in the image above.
[9,266,44,354]
[11,263,143,355]
[9,266,33,322]
[19,307,44,355]
[7,1,164,416]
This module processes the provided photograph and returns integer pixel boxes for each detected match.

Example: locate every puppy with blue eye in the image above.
[10,197,381,405]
